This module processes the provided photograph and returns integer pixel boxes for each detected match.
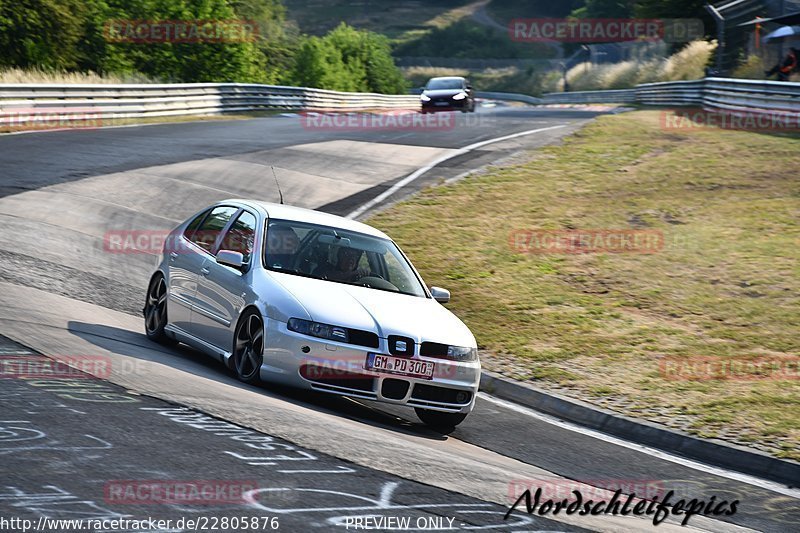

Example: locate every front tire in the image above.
[415,408,468,432]
[232,309,264,385]
[143,274,176,346]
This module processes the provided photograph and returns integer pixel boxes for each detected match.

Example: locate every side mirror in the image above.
[466,85,473,91]
[430,286,450,304]
[216,250,245,270]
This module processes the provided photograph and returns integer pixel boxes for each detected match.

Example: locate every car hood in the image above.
[269,272,475,347]
[423,89,465,98]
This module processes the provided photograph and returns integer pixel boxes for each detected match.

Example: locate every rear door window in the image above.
[220,210,258,264]
[192,206,238,253]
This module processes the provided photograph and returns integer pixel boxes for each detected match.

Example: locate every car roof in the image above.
[224,199,391,240]
[429,76,465,82]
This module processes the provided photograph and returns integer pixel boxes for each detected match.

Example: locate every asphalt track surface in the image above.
[0,335,579,532]
[0,106,798,532]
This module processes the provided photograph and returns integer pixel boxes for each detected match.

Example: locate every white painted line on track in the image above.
[344,124,567,220]
[479,393,800,500]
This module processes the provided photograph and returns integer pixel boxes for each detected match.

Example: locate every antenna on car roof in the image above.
[271,166,284,205]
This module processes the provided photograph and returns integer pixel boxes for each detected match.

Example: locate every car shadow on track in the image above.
[66,320,449,442]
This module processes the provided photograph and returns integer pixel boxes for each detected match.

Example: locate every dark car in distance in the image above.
[420,76,475,113]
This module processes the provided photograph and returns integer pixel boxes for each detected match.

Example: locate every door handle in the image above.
[169,252,178,260]
[200,267,211,276]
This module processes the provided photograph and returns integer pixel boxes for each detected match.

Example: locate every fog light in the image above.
[456,391,468,403]
[301,346,310,353]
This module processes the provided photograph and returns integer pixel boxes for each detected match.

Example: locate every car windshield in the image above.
[264,219,427,298]
[425,78,463,90]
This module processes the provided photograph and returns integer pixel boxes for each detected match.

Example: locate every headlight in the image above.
[287,318,348,343]
[447,345,477,361]
[420,94,431,102]
[452,92,467,100]
[420,342,478,361]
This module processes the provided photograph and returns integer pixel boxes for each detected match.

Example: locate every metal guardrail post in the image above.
[0,83,421,126]
[540,77,800,113]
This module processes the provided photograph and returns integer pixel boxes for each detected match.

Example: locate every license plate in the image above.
[435,101,449,106]
[365,353,434,380]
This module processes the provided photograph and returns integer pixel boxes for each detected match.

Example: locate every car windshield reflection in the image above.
[264,219,427,298]
[425,78,463,90]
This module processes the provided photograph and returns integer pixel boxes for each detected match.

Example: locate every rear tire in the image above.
[415,408,468,432]
[143,274,176,346]
[232,309,264,385]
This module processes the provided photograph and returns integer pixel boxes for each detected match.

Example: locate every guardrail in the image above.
[0,83,421,127]
[4,78,797,128]
[542,77,800,114]
[474,91,542,105]
[540,88,637,104]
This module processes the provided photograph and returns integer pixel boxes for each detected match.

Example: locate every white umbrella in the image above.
[762,25,800,42]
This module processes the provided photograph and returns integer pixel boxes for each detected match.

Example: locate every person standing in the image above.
[765,47,798,81]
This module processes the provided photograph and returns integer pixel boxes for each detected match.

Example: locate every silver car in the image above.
[143,199,480,429]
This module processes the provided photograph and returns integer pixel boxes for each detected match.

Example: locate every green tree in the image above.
[571,0,635,19]
[1,0,271,82]
[290,23,407,94]
[229,0,298,84]
[0,0,87,69]
[291,36,358,91]
[94,0,265,82]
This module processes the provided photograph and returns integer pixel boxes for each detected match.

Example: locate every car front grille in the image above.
[412,384,472,405]
[382,378,410,400]
[419,342,448,357]
[388,335,415,357]
[348,328,380,349]
[299,364,375,392]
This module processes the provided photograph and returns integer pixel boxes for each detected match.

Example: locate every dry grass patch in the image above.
[368,110,800,459]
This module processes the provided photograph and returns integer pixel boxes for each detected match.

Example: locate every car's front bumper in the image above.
[421,99,470,112]
[260,318,480,413]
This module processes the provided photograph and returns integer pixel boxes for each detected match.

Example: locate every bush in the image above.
[732,54,766,80]
[660,39,716,81]
[403,65,558,97]
[289,23,407,94]
[560,40,716,92]
[0,67,159,83]
[0,0,288,83]
[0,0,87,70]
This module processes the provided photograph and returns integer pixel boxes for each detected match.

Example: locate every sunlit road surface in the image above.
[0,107,797,532]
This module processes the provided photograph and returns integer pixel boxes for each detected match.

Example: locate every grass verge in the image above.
[368,110,800,460]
